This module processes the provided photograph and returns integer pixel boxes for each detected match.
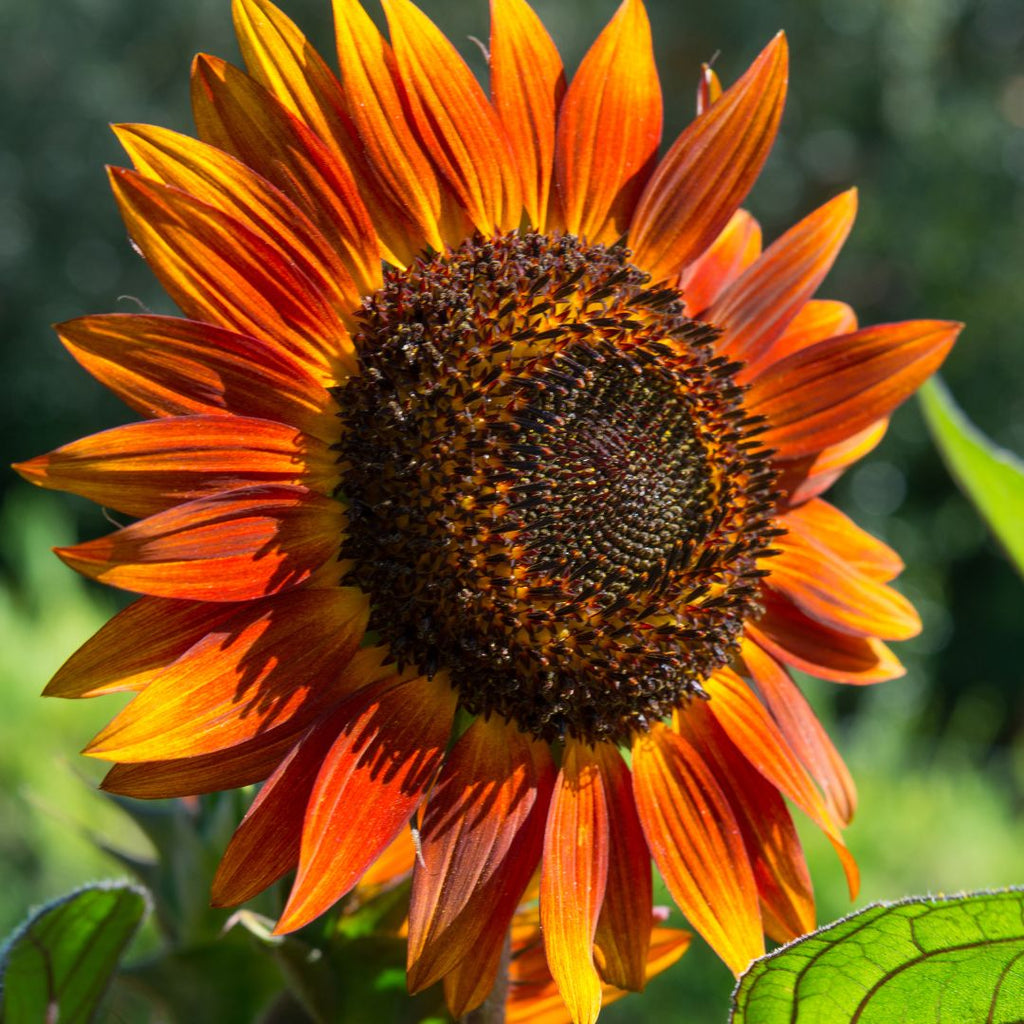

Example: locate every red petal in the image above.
[275,675,458,932]
[554,0,662,244]
[55,314,336,439]
[710,189,857,369]
[630,34,787,283]
[540,739,611,1024]
[383,0,520,235]
[756,298,858,364]
[741,638,856,826]
[83,588,368,761]
[15,416,336,518]
[748,320,961,459]
[766,524,920,640]
[109,168,355,382]
[55,485,342,601]
[703,668,859,899]
[678,208,762,317]
[747,591,905,685]
[489,0,565,230]
[406,716,554,997]
[675,700,815,943]
[631,723,763,975]
[592,745,651,992]
[44,597,241,698]
[188,56,382,296]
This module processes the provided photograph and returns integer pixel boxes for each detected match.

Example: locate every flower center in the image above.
[336,232,779,744]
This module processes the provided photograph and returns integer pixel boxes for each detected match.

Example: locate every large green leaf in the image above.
[731,888,1024,1023]
[0,881,149,1023]
[919,376,1024,576]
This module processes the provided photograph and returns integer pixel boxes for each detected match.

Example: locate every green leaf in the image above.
[0,881,149,1024]
[919,376,1024,577]
[731,888,1024,1023]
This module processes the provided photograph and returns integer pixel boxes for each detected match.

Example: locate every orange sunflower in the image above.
[16,0,960,1020]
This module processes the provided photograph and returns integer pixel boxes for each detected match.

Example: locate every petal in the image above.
[678,208,762,317]
[540,739,611,1024]
[55,485,342,601]
[703,668,859,899]
[709,189,857,369]
[406,716,554,997]
[15,416,336,518]
[631,722,763,975]
[748,320,961,459]
[554,0,661,244]
[592,744,651,993]
[747,591,906,685]
[783,498,903,582]
[382,0,520,236]
[675,700,815,944]
[83,588,368,761]
[186,58,382,296]
[758,298,858,363]
[114,122,363,319]
[275,675,458,932]
[630,34,787,283]
[44,597,241,698]
[101,730,299,799]
[766,525,920,640]
[741,638,856,826]
[54,314,336,440]
[330,0,449,257]
[109,168,355,382]
[357,825,417,891]
[696,64,723,115]
[489,0,565,230]
[775,418,889,508]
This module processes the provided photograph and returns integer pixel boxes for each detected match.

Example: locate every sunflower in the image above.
[16,0,959,1020]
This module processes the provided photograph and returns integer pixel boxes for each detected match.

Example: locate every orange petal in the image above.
[675,700,815,944]
[330,0,451,257]
[757,298,858,363]
[44,597,240,699]
[382,0,520,236]
[747,591,905,685]
[766,525,920,640]
[276,675,458,932]
[784,498,903,582]
[540,739,611,1024]
[709,189,857,369]
[489,0,565,230]
[357,825,417,891]
[55,484,342,601]
[678,208,762,317]
[109,167,355,382]
[630,34,787,283]
[114,122,364,320]
[15,416,336,518]
[554,0,661,244]
[775,418,889,509]
[741,638,856,826]
[631,723,763,976]
[101,730,299,799]
[505,922,691,1024]
[55,314,336,440]
[83,588,368,761]
[406,716,554,997]
[187,57,382,296]
[748,320,961,459]
[213,701,356,907]
[592,745,651,992]
[703,668,859,899]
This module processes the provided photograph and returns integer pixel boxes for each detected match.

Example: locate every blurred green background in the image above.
[1,0,1022,1020]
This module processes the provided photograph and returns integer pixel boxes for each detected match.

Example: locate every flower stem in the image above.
[459,930,511,1024]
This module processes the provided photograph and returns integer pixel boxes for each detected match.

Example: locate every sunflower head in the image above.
[14,0,961,1020]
